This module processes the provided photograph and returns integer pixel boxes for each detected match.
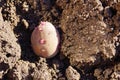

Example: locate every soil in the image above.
[0,0,120,80]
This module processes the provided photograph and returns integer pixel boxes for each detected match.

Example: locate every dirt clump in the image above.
[66,66,80,80]
[0,9,21,79]
[94,63,120,80]
[61,0,116,70]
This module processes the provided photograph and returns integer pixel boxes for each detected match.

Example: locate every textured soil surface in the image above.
[0,0,120,80]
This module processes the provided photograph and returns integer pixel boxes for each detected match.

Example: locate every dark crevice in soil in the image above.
[13,22,40,62]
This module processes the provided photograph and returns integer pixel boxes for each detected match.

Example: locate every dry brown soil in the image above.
[0,0,120,80]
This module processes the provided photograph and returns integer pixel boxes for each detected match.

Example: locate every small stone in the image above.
[22,2,29,12]
[22,19,29,29]
[66,66,80,80]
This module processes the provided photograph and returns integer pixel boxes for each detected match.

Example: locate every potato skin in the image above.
[31,21,60,58]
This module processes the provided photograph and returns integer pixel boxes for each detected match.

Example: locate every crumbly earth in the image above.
[61,0,116,70]
[0,0,120,80]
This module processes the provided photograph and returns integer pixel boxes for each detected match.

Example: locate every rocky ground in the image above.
[0,0,120,80]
